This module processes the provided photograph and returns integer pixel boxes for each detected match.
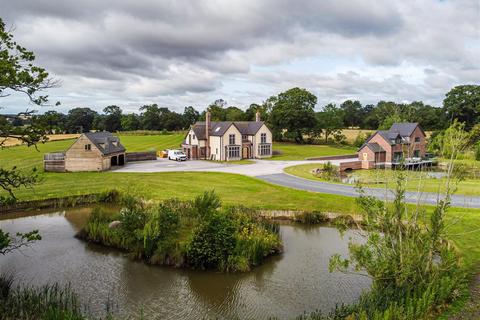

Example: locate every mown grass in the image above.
[272,142,356,160]
[284,163,480,196]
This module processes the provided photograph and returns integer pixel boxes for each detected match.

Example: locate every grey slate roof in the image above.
[84,132,125,155]
[364,142,385,153]
[190,121,266,140]
[358,122,424,151]
[389,123,421,137]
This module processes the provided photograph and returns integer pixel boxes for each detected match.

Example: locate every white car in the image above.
[168,149,187,161]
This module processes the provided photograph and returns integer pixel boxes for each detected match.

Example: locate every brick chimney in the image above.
[255,111,261,122]
[205,111,211,158]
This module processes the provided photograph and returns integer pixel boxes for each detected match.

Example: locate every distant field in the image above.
[1,134,81,147]
[272,142,356,160]
[284,163,480,196]
[341,129,374,143]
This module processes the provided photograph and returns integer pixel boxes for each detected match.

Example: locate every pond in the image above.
[0,207,371,319]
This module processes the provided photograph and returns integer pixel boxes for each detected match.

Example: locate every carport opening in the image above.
[111,156,118,166]
[118,154,125,166]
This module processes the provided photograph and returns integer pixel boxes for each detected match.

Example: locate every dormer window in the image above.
[99,143,105,149]
[112,141,118,147]
[395,137,401,144]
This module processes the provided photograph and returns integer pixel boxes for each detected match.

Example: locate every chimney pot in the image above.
[255,111,261,122]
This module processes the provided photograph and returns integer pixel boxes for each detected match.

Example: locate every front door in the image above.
[242,146,249,159]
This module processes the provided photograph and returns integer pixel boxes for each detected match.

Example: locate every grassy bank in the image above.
[272,143,355,160]
[284,163,480,196]
[78,191,282,272]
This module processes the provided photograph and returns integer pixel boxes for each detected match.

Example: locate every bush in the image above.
[294,211,327,224]
[186,210,236,270]
[475,142,480,161]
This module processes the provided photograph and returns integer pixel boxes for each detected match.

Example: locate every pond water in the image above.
[0,207,371,319]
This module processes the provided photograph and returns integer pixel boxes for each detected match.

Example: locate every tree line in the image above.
[4,85,479,144]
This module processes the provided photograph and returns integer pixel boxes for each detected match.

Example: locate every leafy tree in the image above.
[340,100,363,128]
[443,85,480,130]
[316,103,344,143]
[140,104,162,130]
[161,111,183,131]
[224,106,245,121]
[37,110,66,134]
[121,113,141,131]
[182,106,199,128]
[378,114,404,130]
[269,87,317,143]
[0,18,49,253]
[0,18,58,105]
[206,104,227,121]
[103,105,122,132]
[361,104,378,129]
[65,107,97,133]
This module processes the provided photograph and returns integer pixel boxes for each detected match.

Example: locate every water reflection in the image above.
[0,208,371,320]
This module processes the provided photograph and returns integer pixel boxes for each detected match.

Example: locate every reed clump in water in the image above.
[77,191,282,272]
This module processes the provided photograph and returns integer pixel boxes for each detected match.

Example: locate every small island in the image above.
[77,191,282,272]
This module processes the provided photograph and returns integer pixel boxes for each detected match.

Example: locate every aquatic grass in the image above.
[0,276,85,320]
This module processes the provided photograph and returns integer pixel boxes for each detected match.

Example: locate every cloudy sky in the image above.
[2,0,479,114]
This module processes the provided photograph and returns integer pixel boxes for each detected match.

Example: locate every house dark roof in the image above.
[190,121,266,139]
[358,122,425,151]
[364,142,385,153]
[389,123,421,137]
[84,132,125,155]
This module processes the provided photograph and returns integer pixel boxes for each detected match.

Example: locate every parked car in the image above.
[167,149,187,161]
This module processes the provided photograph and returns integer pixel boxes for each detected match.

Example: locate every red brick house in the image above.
[358,123,426,169]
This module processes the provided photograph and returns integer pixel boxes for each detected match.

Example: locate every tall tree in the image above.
[121,113,141,131]
[340,100,363,128]
[443,85,480,130]
[182,106,199,128]
[224,106,245,121]
[37,110,66,134]
[269,87,317,143]
[65,107,97,133]
[103,105,122,132]
[140,104,162,130]
[0,17,52,253]
[316,103,345,143]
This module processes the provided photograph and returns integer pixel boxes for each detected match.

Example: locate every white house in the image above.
[181,111,273,161]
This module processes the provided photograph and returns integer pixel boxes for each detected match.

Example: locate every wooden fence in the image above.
[126,151,157,162]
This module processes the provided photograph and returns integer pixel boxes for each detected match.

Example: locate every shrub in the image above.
[294,211,327,224]
[475,142,480,161]
[186,210,236,270]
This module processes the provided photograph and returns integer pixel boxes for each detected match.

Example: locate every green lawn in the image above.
[284,163,480,196]
[1,135,480,270]
[272,142,356,160]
